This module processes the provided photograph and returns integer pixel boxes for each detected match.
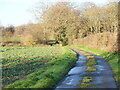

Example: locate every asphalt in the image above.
[55,49,118,89]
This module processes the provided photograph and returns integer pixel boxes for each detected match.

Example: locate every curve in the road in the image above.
[55,49,117,89]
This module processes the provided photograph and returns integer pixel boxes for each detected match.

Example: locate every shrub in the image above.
[22,35,37,45]
[9,36,21,43]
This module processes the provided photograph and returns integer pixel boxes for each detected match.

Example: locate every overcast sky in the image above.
[0,0,118,27]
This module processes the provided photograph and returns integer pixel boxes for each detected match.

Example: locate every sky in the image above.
[0,0,118,27]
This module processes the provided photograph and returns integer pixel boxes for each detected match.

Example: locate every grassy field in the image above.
[1,46,119,88]
[73,46,119,87]
[1,47,77,88]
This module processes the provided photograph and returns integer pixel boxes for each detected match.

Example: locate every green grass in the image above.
[1,47,77,88]
[86,58,97,66]
[86,59,97,66]
[77,83,93,88]
[81,77,93,83]
[86,67,97,72]
[73,46,119,87]
[78,74,93,88]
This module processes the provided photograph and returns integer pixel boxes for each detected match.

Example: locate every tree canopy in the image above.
[2,1,118,46]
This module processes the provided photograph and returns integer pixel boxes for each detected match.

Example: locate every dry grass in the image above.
[86,56,94,59]
[86,67,97,72]
[86,57,97,66]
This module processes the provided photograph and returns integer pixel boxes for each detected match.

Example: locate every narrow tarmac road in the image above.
[55,49,117,89]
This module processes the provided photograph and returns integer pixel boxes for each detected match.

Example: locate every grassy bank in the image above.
[73,46,119,87]
[2,47,77,88]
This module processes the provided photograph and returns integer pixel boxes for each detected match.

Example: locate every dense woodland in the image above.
[1,2,118,46]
